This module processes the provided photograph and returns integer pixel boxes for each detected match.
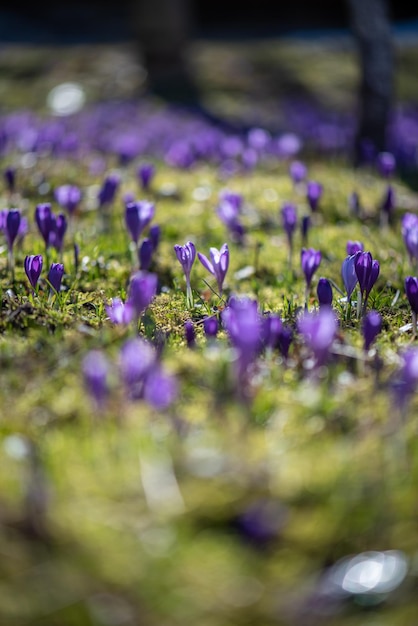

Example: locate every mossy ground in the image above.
[1,37,418,626]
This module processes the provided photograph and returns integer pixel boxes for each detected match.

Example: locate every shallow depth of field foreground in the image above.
[3,34,418,626]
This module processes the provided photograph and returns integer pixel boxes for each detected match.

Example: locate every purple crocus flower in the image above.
[362,310,382,351]
[301,215,311,246]
[4,166,16,193]
[120,337,155,399]
[127,271,158,319]
[277,325,293,360]
[306,181,323,212]
[346,241,364,256]
[289,160,307,185]
[377,151,396,178]
[82,350,110,409]
[24,255,43,291]
[55,184,82,215]
[125,201,155,245]
[35,203,53,248]
[380,184,395,224]
[402,212,418,263]
[204,315,218,339]
[98,173,120,208]
[5,209,21,251]
[198,243,229,295]
[222,296,262,383]
[174,241,196,306]
[317,278,333,307]
[219,190,243,213]
[216,200,245,244]
[301,248,321,288]
[149,224,161,251]
[49,213,67,253]
[137,162,155,191]
[391,348,418,413]
[298,308,337,367]
[139,238,153,271]
[184,319,196,348]
[355,252,380,301]
[144,366,178,410]
[348,191,361,217]
[405,276,418,314]
[281,203,297,251]
[106,297,134,325]
[341,254,359,300]
[263,313,283,351]
[47,262,64,293]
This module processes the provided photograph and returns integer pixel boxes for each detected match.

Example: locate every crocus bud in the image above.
[137,163,155,191]
[24,255,43,291]
[362,310,382,351]
[98,173,120,207]
[298,308,337,367]
[405,276,418,314]
[301,248,321,288]
[149,224,161,251]
[125,201,155,245]
[35,203,53,247]
[402,213,418,262]
[281,203,297,248]
[144,367,178,410]
[306,181,323,212]
[317,278,333,307]
[346,241,364,256]
[301,215,311,246]
[55,184,82,215]
[341,254,359,300]
[49,213,67,253]
[204,316,218,339]
[128,271,158,319]
[348,191,361,217]
[184,319,196,348]
[5,209,21,251]
[4,167,16,193]
[82,350,110,409]
[139,238,153,271]
[377,151,396,178]
[47,263,64,293]
[289,160,307,185]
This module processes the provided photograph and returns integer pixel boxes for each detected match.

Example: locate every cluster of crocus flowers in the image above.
[125,200,156,268]
[119,337,177,409]
[354,251,380,316]
[35,203,67,258]
[83,337,178,412]
[24,254,64,297]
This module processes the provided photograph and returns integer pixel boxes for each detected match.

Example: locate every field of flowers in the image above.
[2,39,418,625]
